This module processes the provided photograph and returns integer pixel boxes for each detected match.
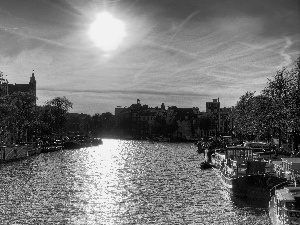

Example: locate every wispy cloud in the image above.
[2,0,299,114]
[38,87,210,98]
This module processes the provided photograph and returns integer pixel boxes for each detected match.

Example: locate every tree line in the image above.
[232,56,299,150]
[0,73,72,144]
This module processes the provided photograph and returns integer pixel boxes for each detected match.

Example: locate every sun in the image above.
[88,12,126,52]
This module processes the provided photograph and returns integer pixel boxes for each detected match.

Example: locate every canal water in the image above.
[0,139,271,225]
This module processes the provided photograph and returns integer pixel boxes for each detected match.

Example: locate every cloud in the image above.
[2,0,299,114]
[1,0,83,28]
[278,36,293,68]
[0,0,90,59]
[45,0,82,17]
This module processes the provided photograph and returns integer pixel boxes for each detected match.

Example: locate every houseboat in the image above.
[210,146,286,202]
[91,138,103,146]
[0,144,28,162]
[153,136,170,142]
[22,142,42,156]
[41,137,63,153]
[63,135,101,149]
[273,158,300,183]
[269,186,300,225]
[0,141,44,162]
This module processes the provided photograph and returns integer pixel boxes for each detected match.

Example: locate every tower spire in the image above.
[29,70,37,102]
[30,70,36,83]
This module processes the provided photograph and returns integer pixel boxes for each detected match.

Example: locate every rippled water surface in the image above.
[0,139,271,224]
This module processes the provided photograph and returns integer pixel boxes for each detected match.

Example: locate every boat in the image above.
[91,138,103,146]
[63,135,96,149]
[269,186,300,225]
[210,146,287,202]
[40,137,63,153]
[63,140,84,149]
[243,141,269,150]
[21,142,42,156]
[196,141,205,154]
[0,144,28,162]
[0,140,45,162]
[200,160,215,170]
[152,136,170,142]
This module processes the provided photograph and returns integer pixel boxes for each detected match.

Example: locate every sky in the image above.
[0,0,299,115]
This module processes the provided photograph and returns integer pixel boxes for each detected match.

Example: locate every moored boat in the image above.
[210,146,287,202]
[0,144,28,162]
[153,136,170,142]
[200,160,215,170]
[91,138,103,146]
[40,137,62,153]
[63,140,87,149]
[63,135,94,149]
[21,142,42,156]
[269,186,300,225]
[196,141,205,154]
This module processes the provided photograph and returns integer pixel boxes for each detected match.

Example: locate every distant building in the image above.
[205,98,233,139]
[113,98,233,141]
[219,107,232,136]
[0,70,37,102]
[114,99,169,138]
[174,107,201,140]
[115,106,128,116]
[206,98,220,113]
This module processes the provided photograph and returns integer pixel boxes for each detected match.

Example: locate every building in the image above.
[0,71,37,143]
[0,72,8,97]
[113,98,233,141]
[114,99,169,138]
[0,70,37,102]
[205,98,233,139]
[173,107,201,140]
[219,107,233,136]
[205,98,220,138]
[206,98,220,114]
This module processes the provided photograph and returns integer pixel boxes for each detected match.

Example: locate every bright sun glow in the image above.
[88,12,126,52]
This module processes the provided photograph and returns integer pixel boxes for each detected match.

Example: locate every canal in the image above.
[0,139,270,224]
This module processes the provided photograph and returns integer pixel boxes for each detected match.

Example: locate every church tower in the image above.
[29,70,37,99]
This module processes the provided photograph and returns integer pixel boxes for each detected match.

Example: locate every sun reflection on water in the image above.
[77,139,137,224]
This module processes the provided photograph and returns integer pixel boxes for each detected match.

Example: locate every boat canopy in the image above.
[277,190,297,202]
[276,187,300,202]
[284,187,300,194]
